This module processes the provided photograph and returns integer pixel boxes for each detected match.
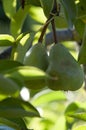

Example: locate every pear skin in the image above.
[24,44,49,71]
[46,43,84,91]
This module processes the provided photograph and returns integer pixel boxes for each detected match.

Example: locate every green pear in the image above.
[46,43,84,91]
[24,43,49,71]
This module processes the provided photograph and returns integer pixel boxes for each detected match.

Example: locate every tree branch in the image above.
[45,28,81,45]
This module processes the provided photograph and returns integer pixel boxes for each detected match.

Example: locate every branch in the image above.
[45,28,81,45]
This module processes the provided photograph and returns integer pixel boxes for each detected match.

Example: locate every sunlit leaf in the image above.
[65,101,86,122]
[5,66,48,81]
[28,6,46,23]
[72,125,86,130]
[10,6,29,37]
[0,34,15,46]
[65,102,86,115]
[11,33,34,63]
[67,112,86,121]
[52,116,66,130]
[2,0,16,18]
[32,90,66,106]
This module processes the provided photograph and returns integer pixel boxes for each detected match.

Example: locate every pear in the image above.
[46,43,84,91]
[24,43,49,71]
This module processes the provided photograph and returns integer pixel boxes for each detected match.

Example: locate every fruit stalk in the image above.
[51,18,58,44]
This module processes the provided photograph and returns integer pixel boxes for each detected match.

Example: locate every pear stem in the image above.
[38,0,60,43]
[38,19,50,43]
[51,18,58,44]
[50,0,59,44]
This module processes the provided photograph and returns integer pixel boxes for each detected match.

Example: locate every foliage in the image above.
[0,0,86,129]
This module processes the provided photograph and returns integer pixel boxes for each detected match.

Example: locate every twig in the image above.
[51,19,58,43]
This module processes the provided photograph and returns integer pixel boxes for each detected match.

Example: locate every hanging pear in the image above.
[46,43,84,91]
[24,43,49,71]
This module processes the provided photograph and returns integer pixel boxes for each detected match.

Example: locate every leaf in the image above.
[29,0,41,6]
[55,16,67,28]
[67,112,86,121]
[0,60,23,73]
[52,116,66,130]
[76,0,86,23]
[40,0,53,18]
[5,66,48,81]
[75,19,85,38]
[32,90,66,106]
[2,0,16,18]
[0,74,19,95]
[11,33,34,63]
[65,102,86,115]
[4,66,48,90]
[10,6,29,37]
[0,118,27,130]
[28,6,46,24]
[0,97,40,118]
[65,101,86,121]
[0,34,15,46]
[78,25,86,64]
[61,0,76,28]
[72,125,86,130]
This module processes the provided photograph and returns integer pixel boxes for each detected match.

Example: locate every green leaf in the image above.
[4,66,48,90]
[65,101,86,121]
[78,25,86,64]
[0,60,23,73]
[28,6,46,24]
[29,0,41,6]
[40,0,53,18]
[55,16,67,28]
[2,0,16,18]
[75,19,85,38]
[65,102,80,115]
[76,0,86,23]
[65,102,86,115]
[11,33,34,63]
[72,125,86,130]
[10,6,29,37]
[0,118,27,130]
[0,34,15,46]
[5,66,48,81]
[61,0,76,27]
[52,116,66,130]
[0,75,19,95]
[0,97,40,118]
[67,112,86,121]
[32,90,66,106]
